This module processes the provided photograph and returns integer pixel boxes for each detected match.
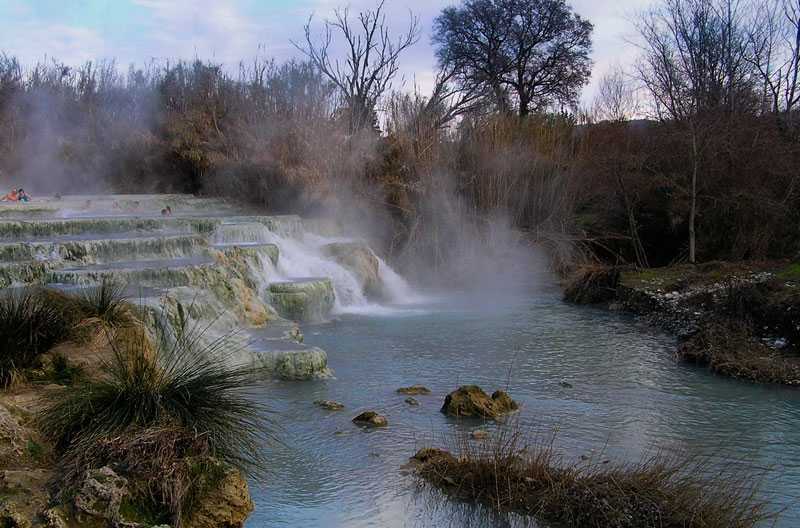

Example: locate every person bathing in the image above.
[1,188,31,202]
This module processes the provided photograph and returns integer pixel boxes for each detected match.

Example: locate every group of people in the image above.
[1,188,30,202]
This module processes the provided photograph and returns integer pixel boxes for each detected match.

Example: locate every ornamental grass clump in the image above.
[0,288,76,388]
[39,321,270,524]
[74,279,133,327]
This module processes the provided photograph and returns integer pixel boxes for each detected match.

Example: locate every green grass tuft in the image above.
[75,279,132,327]
[0,289,76,388]
[39,323,269,473]
[38,320,270,524]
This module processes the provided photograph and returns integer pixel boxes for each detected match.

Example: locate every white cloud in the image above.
[130,0,265,63]
[0,22,107,66]
[0,0,652,107]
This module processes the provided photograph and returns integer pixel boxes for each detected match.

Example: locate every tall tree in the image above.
[295,1,419,134]
[432,0,593,116]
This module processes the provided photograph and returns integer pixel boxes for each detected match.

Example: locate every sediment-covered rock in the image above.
[323,241,383,298]
[268,278,335,322]
[184,464,254,528]
[252,346,331,380]
[73,466,130,522]
[441,385,519,419]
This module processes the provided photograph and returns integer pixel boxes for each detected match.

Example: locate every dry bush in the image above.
[414,427,776,528]
[678,319,800,385]
[563,266,621,304]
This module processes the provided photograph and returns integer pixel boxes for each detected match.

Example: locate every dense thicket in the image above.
[1,0,799,275]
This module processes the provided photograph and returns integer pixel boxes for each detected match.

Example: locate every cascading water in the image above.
[213,221,420,315]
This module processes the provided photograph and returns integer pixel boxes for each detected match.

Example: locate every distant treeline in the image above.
[1,0,799,273]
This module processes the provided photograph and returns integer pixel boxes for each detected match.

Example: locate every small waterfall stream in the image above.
[214,221,418,315]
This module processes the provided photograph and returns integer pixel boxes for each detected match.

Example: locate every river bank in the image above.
[564,261,800,385]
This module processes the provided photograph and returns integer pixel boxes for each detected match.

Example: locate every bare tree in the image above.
[294,1,419,134]
[747,0,800,117]
[433,0,593,117]
[592,65,640,121]
[635,0,756,263]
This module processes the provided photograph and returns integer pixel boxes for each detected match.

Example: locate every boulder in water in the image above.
[404,397,420,406]
[397,385,431,395]
[352,411,388,427]
[252,346,332,381]
[440,385,518,419]
[322,241,383,298]
[268,278,335,322]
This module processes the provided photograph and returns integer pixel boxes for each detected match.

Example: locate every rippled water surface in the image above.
[247,273,800,527]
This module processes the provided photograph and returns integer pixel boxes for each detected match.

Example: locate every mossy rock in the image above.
[352,411,388,427]
[441,385,518,419]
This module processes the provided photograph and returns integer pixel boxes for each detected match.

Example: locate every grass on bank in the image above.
[74,279,133,327]
[678,319,800,385]
[413,427,775,528]
[0,281,131,388]
[0,289,77,388]
[38,321,270,525]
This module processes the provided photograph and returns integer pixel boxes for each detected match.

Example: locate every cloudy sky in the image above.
[0,0,651,105]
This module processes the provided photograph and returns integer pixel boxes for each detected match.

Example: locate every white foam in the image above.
[213,222,423,316]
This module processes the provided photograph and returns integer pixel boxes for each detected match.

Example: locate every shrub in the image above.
[40,323,269,467]
[563,266,621,304]
[38,322,270,523]
[413,427,775,528]
[0,289,75,388]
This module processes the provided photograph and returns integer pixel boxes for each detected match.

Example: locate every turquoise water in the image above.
[247,276,800,527]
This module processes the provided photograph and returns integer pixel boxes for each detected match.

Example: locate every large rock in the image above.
[268,278,335,322]
[185,464,254,528]
[323,242,383,298]
[440,385,518,419]
[252,346,332,380]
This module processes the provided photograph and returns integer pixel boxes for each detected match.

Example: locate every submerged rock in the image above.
[441,385,518,419]
[315,400,345,411]
[404,397,420,406]
[471,429,490,440]
[352,411,388,427]
[396,385,431,395]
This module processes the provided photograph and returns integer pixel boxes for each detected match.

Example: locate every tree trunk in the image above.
[689,130,698,264]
